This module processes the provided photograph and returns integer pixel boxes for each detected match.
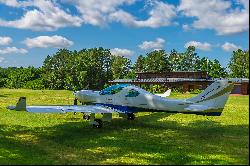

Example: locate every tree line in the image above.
[0,46,248,90]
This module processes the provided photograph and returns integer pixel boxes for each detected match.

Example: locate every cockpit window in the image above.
[125,89,140,97]
[99,84,130,95]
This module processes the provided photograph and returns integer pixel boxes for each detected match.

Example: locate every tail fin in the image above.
[155,89,171,97]
[187,80,234,109]
[162,89,171,97]
[7,97,27,111]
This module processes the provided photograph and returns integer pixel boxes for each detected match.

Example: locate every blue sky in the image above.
[0,0,249,68]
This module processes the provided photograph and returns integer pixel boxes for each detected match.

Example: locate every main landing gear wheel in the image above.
[83,114,90,120]
[127,113,135,120]
[93,119,103,128]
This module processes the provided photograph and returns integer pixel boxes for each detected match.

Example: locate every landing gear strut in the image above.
[92,119,103,128]
[127,113,135,120]
[74,98,78,105]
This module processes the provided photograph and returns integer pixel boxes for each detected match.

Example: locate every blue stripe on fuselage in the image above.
[95,103,142,113]
[94,103,222,116]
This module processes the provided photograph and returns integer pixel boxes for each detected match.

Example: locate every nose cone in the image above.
[73,90,98,103]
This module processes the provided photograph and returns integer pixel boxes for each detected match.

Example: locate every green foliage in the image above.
[207,59,228,78]
[23,78,45,90]
[137,84,166,94]
[168,46,200,71]
[5,67,43,89]
[0,67,11,87]
[189,88,203,94]
[195,57,228,78]
[171,87,183,93]
[111,56,132,80]
[124,70,136,79]
[1,47,248,90]
[143,50,171,72]
[43,48,113,90]
[228,49,249,78]
[134,55,145,72]
[148,84,166,93]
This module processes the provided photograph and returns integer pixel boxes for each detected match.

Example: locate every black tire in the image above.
[83,114,90,120]
[93,119,103,128]
[127,113,135,120]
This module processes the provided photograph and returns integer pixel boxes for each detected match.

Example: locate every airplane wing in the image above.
[24,105,123,114]
[7,97,132,128]
[7,97,124,114]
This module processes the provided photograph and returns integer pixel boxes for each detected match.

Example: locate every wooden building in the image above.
[109,71,249,95]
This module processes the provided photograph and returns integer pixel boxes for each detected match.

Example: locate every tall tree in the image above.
[180,46,200,71]
[208,59,228,78]
[228,49,249,78]
[143,50,171,72]
[43,49,73,89]
[134,55,145,72]
[111,56,132,79]
[168,49,181,71]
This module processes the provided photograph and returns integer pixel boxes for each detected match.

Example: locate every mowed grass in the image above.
[0,89,249,165]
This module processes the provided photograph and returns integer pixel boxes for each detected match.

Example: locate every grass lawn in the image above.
[0,89,249,165]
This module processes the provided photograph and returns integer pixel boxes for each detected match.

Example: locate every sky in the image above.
[0,0,249,68]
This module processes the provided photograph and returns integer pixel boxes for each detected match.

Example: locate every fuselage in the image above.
[74,84,192,113]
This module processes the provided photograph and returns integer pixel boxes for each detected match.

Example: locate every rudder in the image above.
[15,97,27,111]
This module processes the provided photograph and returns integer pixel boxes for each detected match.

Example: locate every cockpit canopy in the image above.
[99,84,130,95]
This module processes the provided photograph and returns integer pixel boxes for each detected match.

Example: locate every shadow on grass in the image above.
[0,113,249,165]
[0,94,10,98]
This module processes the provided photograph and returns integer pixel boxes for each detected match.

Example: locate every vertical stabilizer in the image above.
[15,97,27,111]
[187,80,234,109]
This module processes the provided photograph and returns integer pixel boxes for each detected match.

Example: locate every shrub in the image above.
[23,78,45,90]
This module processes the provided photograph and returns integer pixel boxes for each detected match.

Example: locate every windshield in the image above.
[99,84,130,95]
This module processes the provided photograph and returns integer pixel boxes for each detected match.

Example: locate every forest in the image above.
[0,46,249,91]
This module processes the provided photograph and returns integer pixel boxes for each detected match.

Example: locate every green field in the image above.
[0,89,249,165]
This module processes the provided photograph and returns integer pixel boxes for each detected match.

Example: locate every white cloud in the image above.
[184,41,212,51]
[182,24,191,31]
[0,57,4,63]
[0,0,20,7]
[178,0,249,35]
[110,1,177,28]
[0,0,83,31]
[0,47,27,55]
[138,38,165,50]
[64,0,136,26]
[110,48,134,57]
[1,0,247,34]
[0,36,12,45]
[221,42,241,52]
[0,0,177,30]
[23,35,73,48]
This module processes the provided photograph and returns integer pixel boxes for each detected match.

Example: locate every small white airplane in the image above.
[7,80,234,128]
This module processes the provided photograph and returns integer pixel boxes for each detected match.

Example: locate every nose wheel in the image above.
[92,119,103,128]
[127,113,135,120]
[83,114,90,120]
